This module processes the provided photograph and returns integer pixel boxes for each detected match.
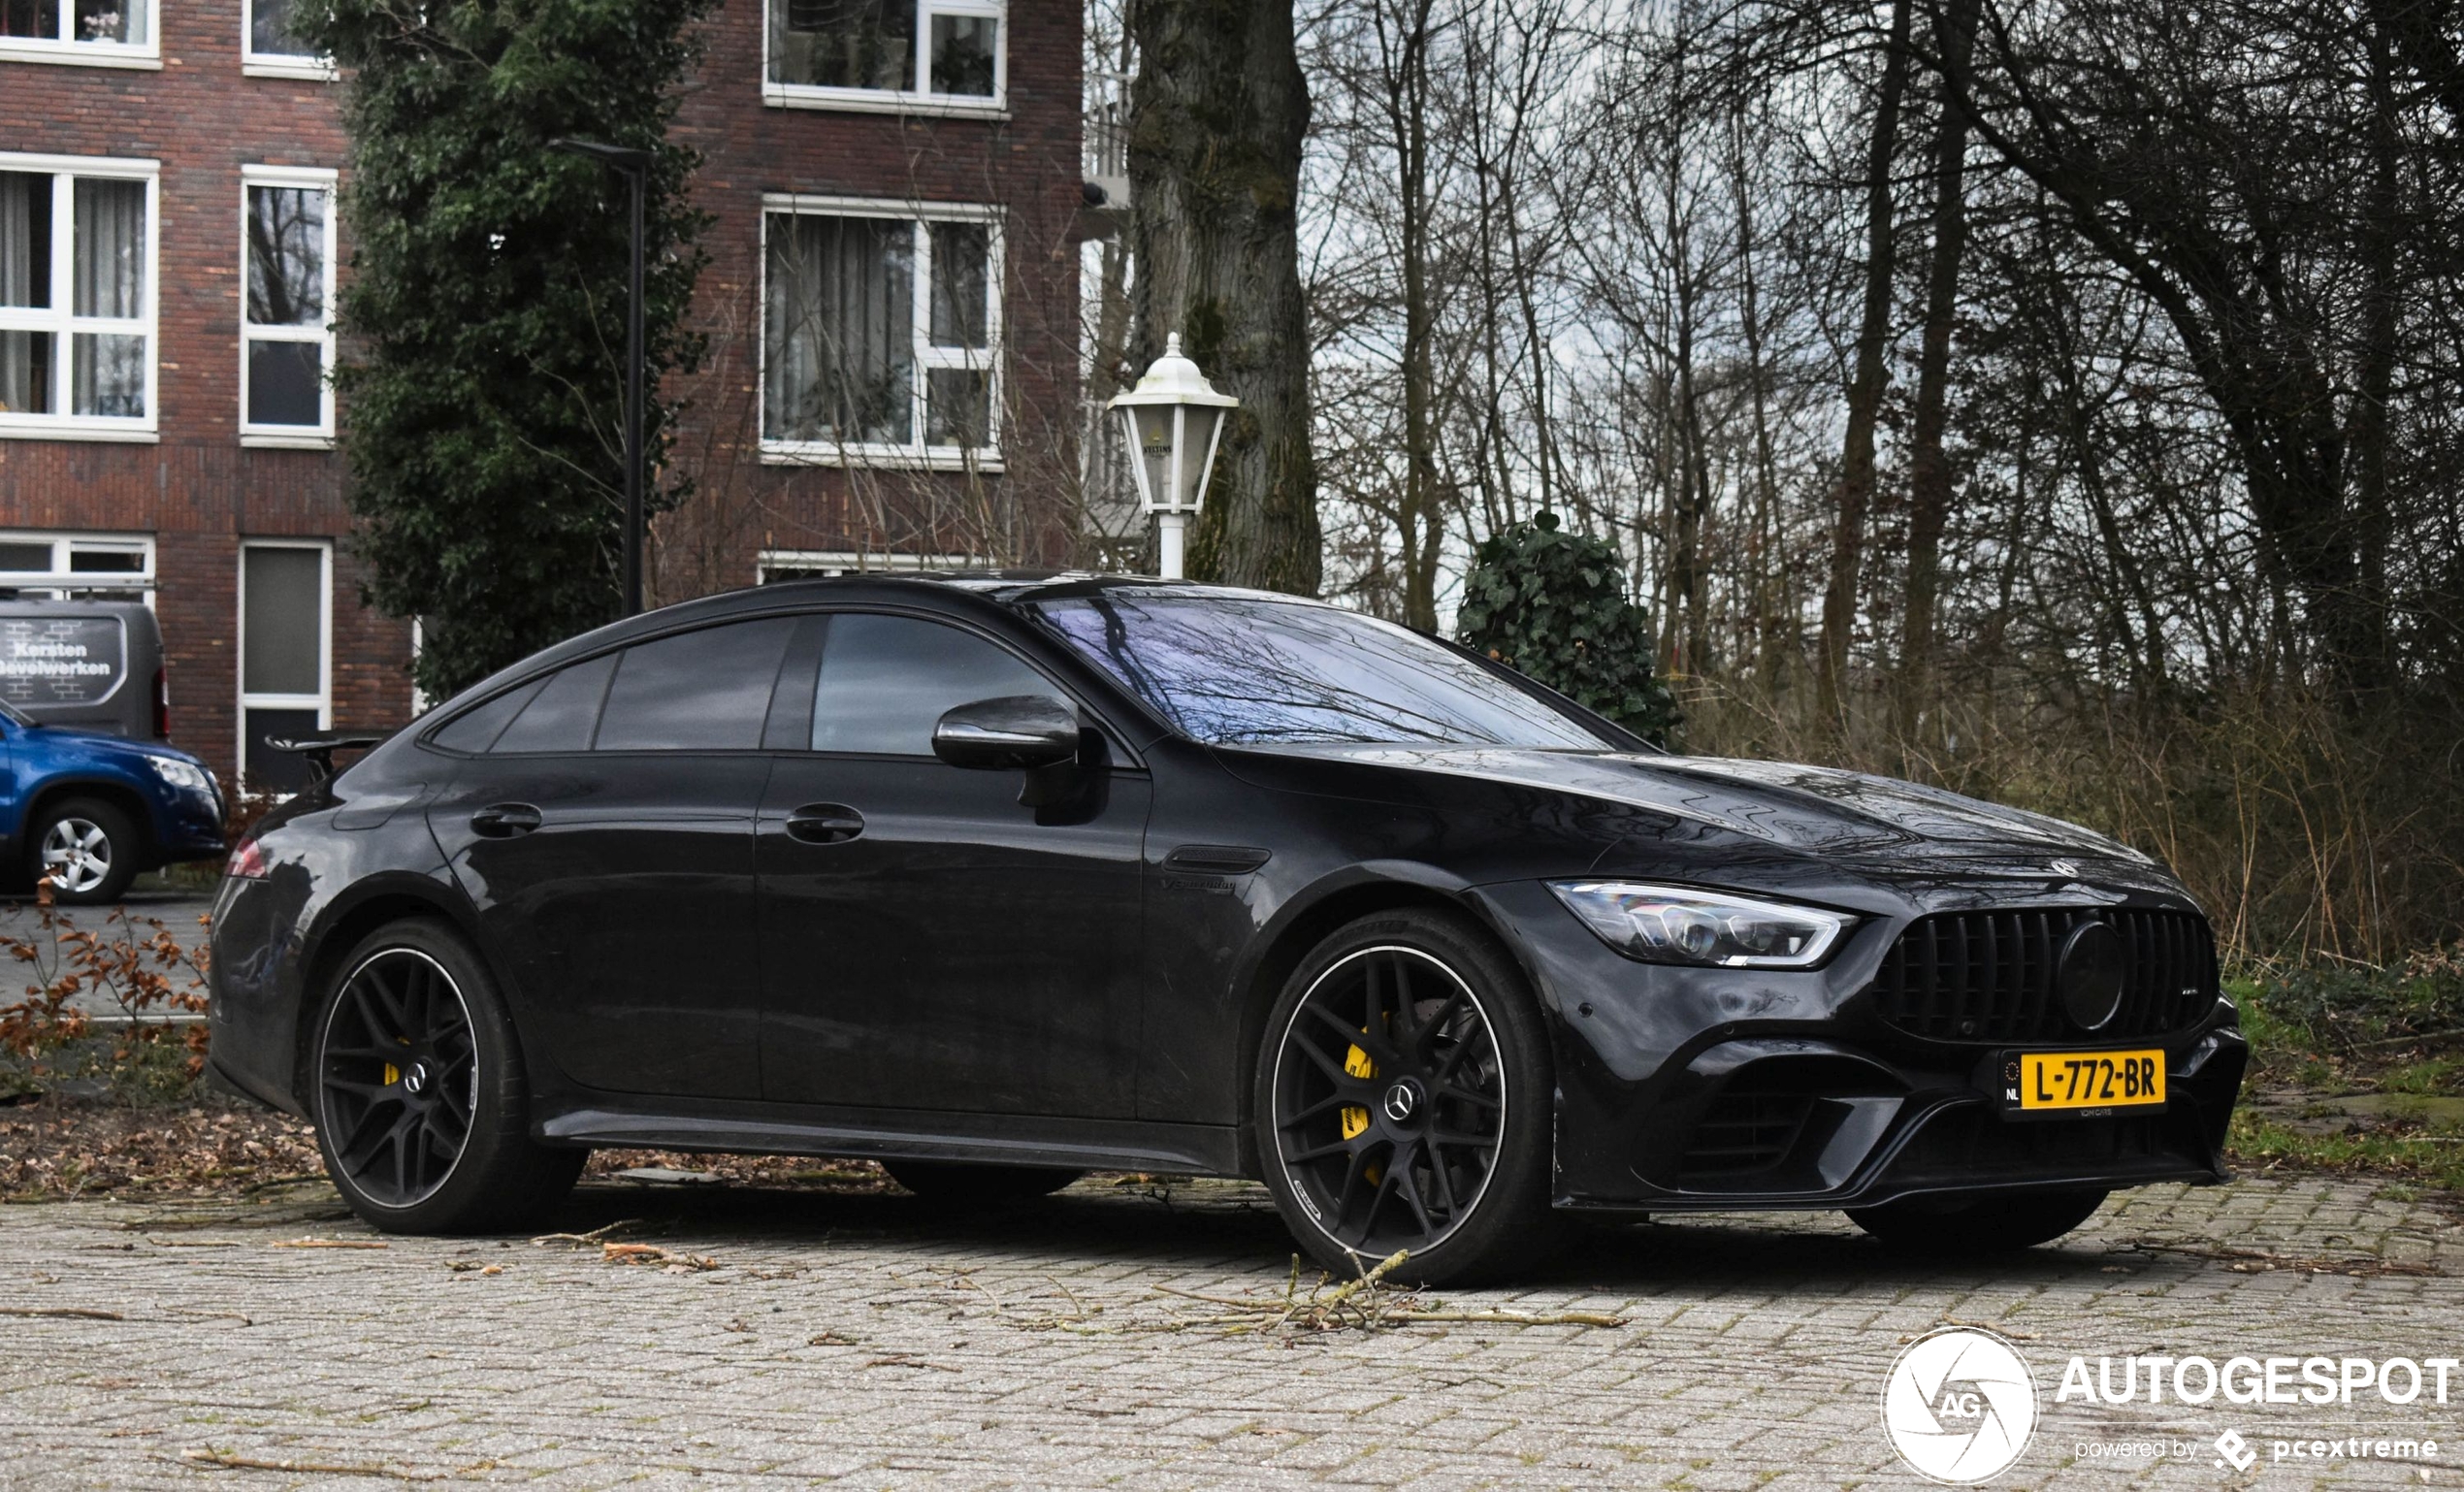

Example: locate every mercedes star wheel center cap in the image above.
[1381,1077,1423,1124]
[404,1061,431,1096]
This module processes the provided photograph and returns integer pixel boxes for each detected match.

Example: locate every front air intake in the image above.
[1869,907,2217,1044]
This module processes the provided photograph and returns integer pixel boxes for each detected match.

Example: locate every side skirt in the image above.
[537,1097,1246,1178]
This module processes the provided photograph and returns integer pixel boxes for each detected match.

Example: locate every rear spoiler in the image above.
[265,735,384,786]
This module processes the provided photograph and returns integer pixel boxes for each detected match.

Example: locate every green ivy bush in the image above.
[1455,511,1680,745]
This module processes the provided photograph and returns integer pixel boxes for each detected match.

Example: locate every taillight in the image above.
[226,837,270,880]
[152,665,170,740]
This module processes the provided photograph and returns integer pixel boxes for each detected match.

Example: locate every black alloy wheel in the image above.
[318,946,477,1209]
[309,919,584,1233]
[1257,910,1558,1285]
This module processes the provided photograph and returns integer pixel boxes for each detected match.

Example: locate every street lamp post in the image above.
[548,138,651,616]
[1108,334,1238,580]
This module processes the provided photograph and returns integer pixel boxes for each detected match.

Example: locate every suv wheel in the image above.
[31,796,138,905]
[1253,909,1562,1287]
[309,919,583,1233]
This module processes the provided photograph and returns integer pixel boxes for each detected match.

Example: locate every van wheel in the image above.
[32,797,139,905]
[309,919,583,1233]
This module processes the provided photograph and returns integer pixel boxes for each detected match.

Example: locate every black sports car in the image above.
[209,575,2245,1283]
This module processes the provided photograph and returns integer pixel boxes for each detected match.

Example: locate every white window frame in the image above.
[241,0,337,81]
[0,0,159,69]
[762,0,1006,117]
[759,194,1003,471]
[239,165,339,447]
[755,548,984,582]
[0,530,154,603]
[237,539,333,777]
[0,152,159,442]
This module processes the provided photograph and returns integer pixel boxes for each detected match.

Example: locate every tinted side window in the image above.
[492,653,616,754]
[597,618,795,752]
[431,679,541,754]
[810,614,1066,756]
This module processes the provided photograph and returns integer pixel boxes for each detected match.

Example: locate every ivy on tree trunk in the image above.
[301,0,713,700]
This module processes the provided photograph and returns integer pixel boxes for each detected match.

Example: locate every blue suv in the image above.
[0,698,225,903]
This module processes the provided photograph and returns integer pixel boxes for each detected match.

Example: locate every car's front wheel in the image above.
[1847,1188,2110,1252]
[309,919,583,1233]
[31,796,138,905]
[1254,909,1560,1286]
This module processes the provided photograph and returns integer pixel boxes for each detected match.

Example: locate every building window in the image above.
[241,168,337,443]
[0,531,153,602]
[765,0,1003,114]
[0,0,156,66]
[243,0,331,77]
[0,154,156,439]
[239,541,330,791]
[761,198,999,470]
[756,549,981,582]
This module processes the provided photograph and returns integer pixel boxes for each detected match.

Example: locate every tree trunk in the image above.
[1127,0,1321,596]
[1814,0,1913,736]
[1894,0,1980,745]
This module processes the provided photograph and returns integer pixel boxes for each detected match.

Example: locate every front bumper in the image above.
[1470,879,2248,1214]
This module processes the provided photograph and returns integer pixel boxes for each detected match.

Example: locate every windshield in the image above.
[0,697,32,729]
[1034,593,1615,749]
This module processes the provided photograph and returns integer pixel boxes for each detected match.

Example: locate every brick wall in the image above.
[0,0,1086,782]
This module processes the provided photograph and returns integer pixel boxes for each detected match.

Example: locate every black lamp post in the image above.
[548,137,652,617]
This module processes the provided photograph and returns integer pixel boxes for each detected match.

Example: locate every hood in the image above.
[1228,743,2150,865]
[22,722,205,768]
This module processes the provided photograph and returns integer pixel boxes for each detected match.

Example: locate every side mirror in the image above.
[932,695,1082,771]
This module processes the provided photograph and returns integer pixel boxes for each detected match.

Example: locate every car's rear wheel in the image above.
[883,1159,1082,1204]
[1254,910,1559,1286]
[1848,1188,2109,1252]
[309,919,583,1233]
[32,796,138,905]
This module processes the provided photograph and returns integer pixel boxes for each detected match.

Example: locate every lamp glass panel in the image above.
[1129,404,1176,509]
[1177,405,1225,509]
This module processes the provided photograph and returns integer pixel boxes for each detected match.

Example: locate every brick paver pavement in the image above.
[2,1174,2460,1488]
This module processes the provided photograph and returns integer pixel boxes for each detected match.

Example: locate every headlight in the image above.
[147,756,214,797]
[1548,881,1850,968]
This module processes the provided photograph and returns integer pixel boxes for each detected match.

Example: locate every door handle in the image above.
[785,803,865,845]
[469,802,543,838]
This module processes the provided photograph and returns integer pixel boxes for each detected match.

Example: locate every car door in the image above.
[757,609,1151,1118]
[427,615,795,1100]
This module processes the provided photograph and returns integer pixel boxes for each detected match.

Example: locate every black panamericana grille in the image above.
[1869,907,2218,1043]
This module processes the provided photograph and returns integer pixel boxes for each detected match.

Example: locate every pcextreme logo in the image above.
[1882,1327,2040,1483]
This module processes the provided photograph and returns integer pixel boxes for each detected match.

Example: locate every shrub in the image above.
[1455,511,1680,744]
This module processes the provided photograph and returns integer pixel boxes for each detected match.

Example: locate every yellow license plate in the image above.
[2011,1050,2166,1112]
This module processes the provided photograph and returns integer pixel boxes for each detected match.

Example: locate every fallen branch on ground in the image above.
[1147,1251,1627,1335]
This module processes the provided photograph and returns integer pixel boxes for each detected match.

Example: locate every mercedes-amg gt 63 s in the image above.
[209,575,2246,1283]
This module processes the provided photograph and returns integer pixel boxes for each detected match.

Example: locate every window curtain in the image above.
[70,178,144,417]
[0,174,47,414]
[764,214,912,445]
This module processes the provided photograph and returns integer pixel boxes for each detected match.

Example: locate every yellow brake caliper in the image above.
[1339,1039,1377,1140]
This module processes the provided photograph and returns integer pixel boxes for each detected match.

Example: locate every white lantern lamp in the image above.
[1108,333,1239,579]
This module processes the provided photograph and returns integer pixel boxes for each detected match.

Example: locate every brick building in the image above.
[0,0,1086,790]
